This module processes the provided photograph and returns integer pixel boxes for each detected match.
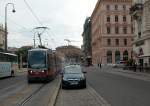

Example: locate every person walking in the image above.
[133,62,137,72]
[100,62,102,68]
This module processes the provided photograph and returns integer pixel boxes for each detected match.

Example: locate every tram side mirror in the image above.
[82,71,87,74]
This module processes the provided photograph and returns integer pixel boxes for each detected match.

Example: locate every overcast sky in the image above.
[0,0,97,49]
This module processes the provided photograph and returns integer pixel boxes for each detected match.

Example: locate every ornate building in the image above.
[130,0,150,66]
[91,0,133,65]
[0,24,5,51]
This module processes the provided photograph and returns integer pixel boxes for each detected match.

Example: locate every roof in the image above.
[0,52,17,56]
[28,48,52,52]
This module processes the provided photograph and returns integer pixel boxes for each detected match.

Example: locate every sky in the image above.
[0,0,97,49]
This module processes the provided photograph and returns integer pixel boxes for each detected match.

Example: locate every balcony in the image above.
[130,3,143,20]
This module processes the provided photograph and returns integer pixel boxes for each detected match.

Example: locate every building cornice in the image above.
[91,0,132,19]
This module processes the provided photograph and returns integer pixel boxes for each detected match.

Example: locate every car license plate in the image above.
[71,82,78,85]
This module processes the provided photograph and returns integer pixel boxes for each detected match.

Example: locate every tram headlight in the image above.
[29,70,32,73]
[42,70,45,73]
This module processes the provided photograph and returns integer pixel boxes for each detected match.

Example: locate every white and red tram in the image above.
[27,48,61,83]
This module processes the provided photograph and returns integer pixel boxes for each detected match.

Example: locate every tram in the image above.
[27,48,62,83]
[0,52,18,78]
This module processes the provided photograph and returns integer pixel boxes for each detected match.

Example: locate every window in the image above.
[107,39,111,46]
[115,15,118,22]
[124,39,127,46]
[107,27,111,34]
[131,38,134,41]
[123,5,126,10]
[115,5,118,10]
[131,26,134,34]
[123,16,126,22]
[115,26,119,34]
[116,39,119,46]
[106,5,110,10]
[123,27,127,34]
[107,51,112,63]
[107,16,110,22]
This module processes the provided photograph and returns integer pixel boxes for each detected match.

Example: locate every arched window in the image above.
[123,50,128,61]
[115,51,120,63]
[107,51,112,63]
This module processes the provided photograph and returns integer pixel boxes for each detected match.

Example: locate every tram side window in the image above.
[48,54,53,68]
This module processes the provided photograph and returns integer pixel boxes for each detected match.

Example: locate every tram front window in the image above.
[28,51,46,69]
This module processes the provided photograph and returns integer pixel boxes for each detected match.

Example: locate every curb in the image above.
[48,77,61,106]
[114,68,150,78]
[88,85,111,106]
[16,68,27,73]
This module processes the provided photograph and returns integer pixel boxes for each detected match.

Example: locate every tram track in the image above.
[18,84,46,106]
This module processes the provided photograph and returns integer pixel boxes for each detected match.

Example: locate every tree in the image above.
[16,46,33,68]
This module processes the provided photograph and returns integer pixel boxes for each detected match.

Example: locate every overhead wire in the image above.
[23,0,58,48]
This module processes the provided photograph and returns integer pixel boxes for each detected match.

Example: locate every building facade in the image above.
[0,24,5,51]
[56,46,82,65]
[130,0,150,66]
[91,0,133,65]
[82,17,92,66]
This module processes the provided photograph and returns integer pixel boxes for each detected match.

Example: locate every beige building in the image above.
[130,0,150,66]
[56,45,82,65]
[0,24,5,51]
[91,0,133,65]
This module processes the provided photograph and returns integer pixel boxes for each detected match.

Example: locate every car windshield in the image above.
[64,65,82,74]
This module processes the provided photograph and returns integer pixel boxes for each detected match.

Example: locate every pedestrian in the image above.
[133,62,137,72]
[100,63,102,68]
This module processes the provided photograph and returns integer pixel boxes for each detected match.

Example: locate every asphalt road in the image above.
[55,85,110,106]
[86,66,150,106]
[0,71,60,106]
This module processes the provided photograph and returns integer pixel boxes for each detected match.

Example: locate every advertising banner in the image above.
[0,62,11,78]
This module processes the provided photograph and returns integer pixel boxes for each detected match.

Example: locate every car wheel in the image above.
[82,82,86,88]
[62,84,65,89]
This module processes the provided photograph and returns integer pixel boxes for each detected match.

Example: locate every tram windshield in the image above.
[28,51,46,69]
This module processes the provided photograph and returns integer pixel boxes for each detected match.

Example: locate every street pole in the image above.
[4,3,15,52]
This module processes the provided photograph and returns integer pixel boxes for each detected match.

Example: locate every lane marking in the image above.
[87,84,111,106]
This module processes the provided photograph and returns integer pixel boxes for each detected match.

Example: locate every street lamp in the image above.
[5,3,16,51]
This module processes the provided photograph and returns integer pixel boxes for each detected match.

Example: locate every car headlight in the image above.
[63,77,68,81]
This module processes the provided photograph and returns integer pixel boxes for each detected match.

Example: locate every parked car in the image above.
[113,60,126,68]
[61,65,86,89]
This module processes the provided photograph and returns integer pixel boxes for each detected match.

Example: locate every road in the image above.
[86,66,150,106]
[55,66,150,106]
[0,70,60,106]
[1,67,150,106]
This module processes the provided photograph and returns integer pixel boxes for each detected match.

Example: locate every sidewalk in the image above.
[16,68,27,73]
[86,66,150,82]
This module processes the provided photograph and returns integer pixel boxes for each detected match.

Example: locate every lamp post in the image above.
[5,3,16,51]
